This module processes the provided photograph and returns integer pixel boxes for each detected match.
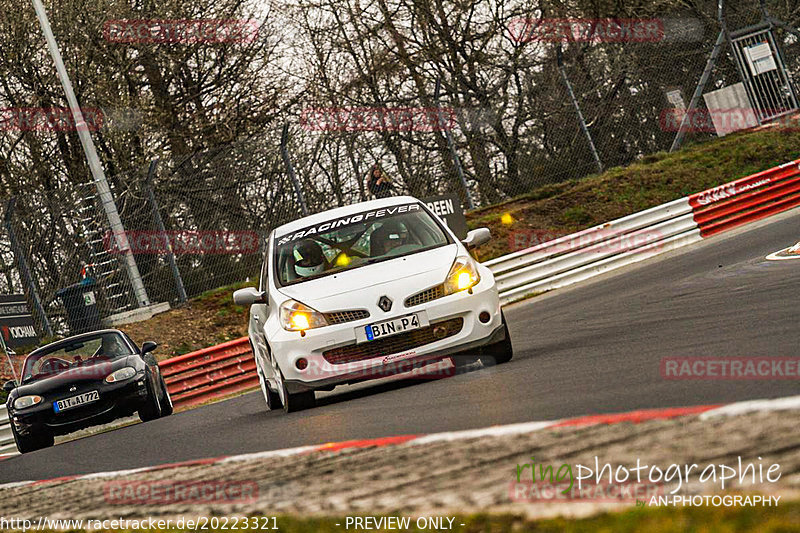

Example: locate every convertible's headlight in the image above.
[105,367,137,383]
[443,255,481,295]
[279,299,328,331]
[14,395,42,410]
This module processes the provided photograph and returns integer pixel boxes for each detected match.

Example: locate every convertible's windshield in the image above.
[274,202,451,286]
[21,332,134,383]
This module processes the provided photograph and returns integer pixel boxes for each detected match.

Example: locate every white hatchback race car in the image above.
[234,196,512,412]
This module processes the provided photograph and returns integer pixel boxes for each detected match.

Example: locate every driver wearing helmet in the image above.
[294,239,327,278]
[370,220,410,256]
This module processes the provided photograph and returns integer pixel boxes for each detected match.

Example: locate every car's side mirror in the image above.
[233,287,267,306]
[462,228,491,250]
[141,341,158,354]
[3,380,16,392]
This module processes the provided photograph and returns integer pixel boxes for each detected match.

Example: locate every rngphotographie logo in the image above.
[104,230,260,255]
[103,19,259,44]
[0,107,103,132]
[104,480,258,504]
[300,107,456,132]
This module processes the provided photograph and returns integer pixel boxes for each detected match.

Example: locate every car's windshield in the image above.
[274,202,451,286]
[21,332,134,383]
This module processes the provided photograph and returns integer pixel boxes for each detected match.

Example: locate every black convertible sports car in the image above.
[3,329,172,453]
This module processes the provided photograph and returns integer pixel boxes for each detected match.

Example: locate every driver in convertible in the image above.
[294,239,327,278]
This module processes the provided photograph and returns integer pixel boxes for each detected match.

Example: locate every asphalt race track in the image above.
[3,210,800,482]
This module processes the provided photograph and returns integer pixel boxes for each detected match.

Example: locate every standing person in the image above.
[367,164,394,199]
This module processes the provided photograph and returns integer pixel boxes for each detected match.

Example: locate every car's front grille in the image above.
[405,285,444,307]
[324,309,370,325]
[322,317,463,365]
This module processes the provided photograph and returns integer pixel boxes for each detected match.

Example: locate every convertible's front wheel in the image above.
[158,373,174,417]
[11,422,53,454]
[138,372,162,422]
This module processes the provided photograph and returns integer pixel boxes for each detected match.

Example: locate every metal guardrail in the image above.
[689,159,800,236]
[486,157,800,305]
[1,160,799,455]
[0,404,15,455]
[485,198,701,305]
[159,337,257,409]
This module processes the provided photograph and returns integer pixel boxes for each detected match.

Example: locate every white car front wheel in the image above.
[274,365,315,413]
[256,356,282,410]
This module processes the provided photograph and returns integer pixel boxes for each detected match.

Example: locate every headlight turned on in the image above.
[14,395,43,410]
[105,367,137,383]
[443,255,481,295]
[279,299,329,331]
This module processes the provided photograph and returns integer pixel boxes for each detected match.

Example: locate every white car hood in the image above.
[276,244,458,312]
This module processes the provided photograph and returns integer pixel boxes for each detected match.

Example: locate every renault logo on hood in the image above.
[378,296,393,312]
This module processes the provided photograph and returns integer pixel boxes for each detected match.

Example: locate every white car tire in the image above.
[275,366,315,413]
[256,355,282,410]
[479,312,513,366]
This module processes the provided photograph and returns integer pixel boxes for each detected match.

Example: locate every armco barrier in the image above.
[159,337,257,409]
[0,405,15,455]
[485,198,701,304]
[487,157,800,304]
[690,159,800,236]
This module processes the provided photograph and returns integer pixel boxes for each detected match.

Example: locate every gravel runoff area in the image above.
[1,403,798,523]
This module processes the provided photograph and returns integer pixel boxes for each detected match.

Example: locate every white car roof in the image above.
[273,195,422,236]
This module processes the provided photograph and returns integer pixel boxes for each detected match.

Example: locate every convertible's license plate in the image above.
[365,314,421,341]
[53,390,99,413]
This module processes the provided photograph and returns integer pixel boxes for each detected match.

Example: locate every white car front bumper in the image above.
[270,269,503,393]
